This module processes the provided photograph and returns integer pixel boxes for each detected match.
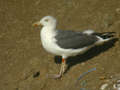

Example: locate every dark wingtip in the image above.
[93,32,116,39]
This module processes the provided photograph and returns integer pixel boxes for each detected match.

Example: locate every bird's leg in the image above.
[47,58,66,79]
[59,58,66,76]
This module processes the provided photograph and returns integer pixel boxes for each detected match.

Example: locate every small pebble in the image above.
[113,79,120,90]
[33,71,40,78]
[100,83,109,90]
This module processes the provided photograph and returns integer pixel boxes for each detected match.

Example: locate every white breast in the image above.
[40,27,62,55]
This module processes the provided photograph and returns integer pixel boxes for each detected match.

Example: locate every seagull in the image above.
[33,16,115,78]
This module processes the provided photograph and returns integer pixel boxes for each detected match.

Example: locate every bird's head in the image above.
[33,16,57,27]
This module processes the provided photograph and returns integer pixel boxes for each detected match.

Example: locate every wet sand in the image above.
[0,0,120,90]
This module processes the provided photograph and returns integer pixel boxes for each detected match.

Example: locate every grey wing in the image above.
[55,30,98,49]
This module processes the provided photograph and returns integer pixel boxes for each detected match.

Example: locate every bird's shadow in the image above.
[54,38,118,73]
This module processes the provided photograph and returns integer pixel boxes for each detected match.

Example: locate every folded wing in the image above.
[55,30,99,49]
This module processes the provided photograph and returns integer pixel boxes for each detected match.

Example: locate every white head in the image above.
[33,16,57,27]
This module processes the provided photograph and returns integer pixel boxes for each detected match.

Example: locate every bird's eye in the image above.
[45,19,49,22]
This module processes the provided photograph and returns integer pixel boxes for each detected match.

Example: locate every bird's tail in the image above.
[93,32,115,44]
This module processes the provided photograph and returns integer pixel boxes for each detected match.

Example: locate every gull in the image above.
[33,16,114,78]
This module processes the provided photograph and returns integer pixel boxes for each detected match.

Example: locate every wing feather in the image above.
[55,30,98,49]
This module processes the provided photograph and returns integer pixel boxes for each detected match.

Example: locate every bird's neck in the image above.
[40,25,57,38]
[42,24,56,32]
